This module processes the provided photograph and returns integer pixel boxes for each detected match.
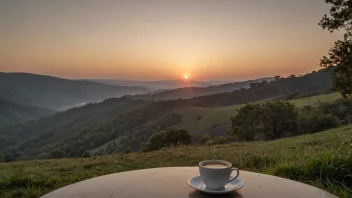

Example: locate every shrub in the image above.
[315,114,340,131]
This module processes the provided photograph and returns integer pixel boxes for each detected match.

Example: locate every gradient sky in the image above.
[0,0,342,81]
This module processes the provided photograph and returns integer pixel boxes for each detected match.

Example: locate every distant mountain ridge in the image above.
[0,97,55,127]
[86,79,215,91]
[129,77,274,101]
[0,72,149,110]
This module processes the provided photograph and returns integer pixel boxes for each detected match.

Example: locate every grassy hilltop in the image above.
[88,92,341,154]
[174,92,341,137]
[0,124,351,198]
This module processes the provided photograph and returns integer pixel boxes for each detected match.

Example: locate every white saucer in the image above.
[188,176,244,194]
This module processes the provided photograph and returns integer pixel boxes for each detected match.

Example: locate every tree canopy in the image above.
[229,98,352,142]
[229,103,262,141]
[320,0,352,97]
[229,101,298,141]
[140,128,192,152]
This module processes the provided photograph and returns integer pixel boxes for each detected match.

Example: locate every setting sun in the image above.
[184,75,188,80]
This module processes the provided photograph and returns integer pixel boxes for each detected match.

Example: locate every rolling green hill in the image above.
[0,72,148,110]
[90,92,342,155]
[181,69,333,107]
[1,125,351,198]
[0,97,148,157]
[0,97,55,128]
[174,92,342,138]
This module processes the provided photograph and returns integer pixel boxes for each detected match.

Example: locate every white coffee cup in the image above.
[199,160,239,190]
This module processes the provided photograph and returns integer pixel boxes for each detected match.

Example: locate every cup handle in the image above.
[227,168,239,183]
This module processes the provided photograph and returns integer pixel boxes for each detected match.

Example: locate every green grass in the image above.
[174,93,341,137]
[0,124,351,197]
[290,92,341,107]
[89,135,129,154]
[174,104,245,137]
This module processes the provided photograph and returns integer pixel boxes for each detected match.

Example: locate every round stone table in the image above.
[41,167,337,198]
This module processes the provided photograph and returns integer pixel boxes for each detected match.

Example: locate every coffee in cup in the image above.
[199,160,239,190]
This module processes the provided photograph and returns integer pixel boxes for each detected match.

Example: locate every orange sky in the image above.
[0,0,342,81]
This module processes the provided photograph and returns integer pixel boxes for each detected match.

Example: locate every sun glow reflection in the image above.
[184,75,188,79]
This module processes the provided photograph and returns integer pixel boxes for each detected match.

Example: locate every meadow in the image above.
[86,93,341,155]
[0,123,351,198]
[174,92,341,137]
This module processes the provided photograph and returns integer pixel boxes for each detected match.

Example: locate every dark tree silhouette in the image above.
[261,101,298,140]
[320,0,352,97]
[229,103,262,141]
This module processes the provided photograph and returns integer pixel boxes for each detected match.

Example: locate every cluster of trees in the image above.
[140,128,192,152]
[229,98,352,141]
[229,101,298,141]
